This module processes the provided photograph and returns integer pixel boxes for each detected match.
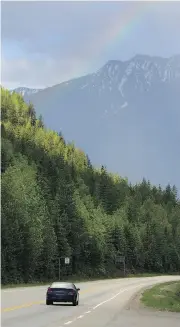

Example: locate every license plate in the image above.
[56,293,64,296]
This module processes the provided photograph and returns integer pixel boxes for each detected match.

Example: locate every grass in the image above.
[1,272,175,290]
[128,273,163,278]
[1,275,120,289]
[141,281,180,312]
[1,282,48,289]
[128,272,180,278]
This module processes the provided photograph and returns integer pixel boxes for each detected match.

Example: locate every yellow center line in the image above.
[1,286,98,313]
[2,301,44,312]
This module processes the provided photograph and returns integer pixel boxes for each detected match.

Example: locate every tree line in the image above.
[1,87,180,284]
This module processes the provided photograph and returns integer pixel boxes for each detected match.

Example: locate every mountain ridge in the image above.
[10,86,42,97]
[11,54,180,189]
[12,54,180,92]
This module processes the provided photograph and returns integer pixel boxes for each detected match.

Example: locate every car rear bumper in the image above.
[47,295,75,302]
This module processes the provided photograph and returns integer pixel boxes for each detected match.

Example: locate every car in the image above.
[46,282,80,306]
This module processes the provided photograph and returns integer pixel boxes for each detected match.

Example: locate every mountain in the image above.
[13,54,180,189]
[11,87,42,98]
[2,87,180,283]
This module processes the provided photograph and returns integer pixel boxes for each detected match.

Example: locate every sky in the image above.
[1,0,180,89]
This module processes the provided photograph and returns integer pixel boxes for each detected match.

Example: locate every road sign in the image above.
[65,257,70,264]
[115,255,126,277]
[116,255,125,263]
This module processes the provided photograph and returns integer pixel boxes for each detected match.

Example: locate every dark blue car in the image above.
[46,282,80,306]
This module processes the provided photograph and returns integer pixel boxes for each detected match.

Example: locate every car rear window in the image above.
[51,288,71,292]
[51,283,75,289]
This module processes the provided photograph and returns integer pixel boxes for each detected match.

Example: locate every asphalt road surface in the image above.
[1,276,180,327]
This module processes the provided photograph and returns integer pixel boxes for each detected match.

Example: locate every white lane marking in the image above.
[62,283,146,326]
[64,321,73,325]
[92,283,145,310]
[2,287,48,293]
[3,289,27,293]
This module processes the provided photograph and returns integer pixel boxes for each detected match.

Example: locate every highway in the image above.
[1,276,180,327]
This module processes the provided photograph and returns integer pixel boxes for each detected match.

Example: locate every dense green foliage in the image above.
[1,87,180,284]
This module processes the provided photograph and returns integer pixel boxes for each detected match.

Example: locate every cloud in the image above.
[1,53,89,89]
[1,1,180,89]
[1,1,124,88]
[150,2,180,29]
[2,1,129,88]
[1,1,118,58]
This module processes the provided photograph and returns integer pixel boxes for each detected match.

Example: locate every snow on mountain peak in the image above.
[11,87,42,98]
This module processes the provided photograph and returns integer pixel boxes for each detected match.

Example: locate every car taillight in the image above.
[68,291,74,295]
[47,287,52,293]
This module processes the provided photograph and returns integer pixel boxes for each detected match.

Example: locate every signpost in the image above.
[115,255,126,277]
[58,257,61,280]
[58,257,70,280]
[65,257,70,265]
[116,256,125,263]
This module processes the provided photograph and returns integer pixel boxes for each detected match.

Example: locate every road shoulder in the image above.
[124,284,180,318]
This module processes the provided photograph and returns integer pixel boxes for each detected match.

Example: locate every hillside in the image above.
[1,87,180,285]
[15,54,180,190]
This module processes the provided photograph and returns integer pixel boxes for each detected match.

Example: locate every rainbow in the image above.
[74,1,153,76]
[96,2,151,54]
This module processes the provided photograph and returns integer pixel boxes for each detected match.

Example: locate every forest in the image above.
[1,87,180,285]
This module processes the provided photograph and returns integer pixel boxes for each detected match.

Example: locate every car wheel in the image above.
[73,298,77,306]
[46,299,53,305]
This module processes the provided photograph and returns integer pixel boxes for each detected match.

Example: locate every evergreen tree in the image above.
[1,87,180,284]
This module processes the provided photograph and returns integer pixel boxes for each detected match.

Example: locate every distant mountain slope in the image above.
[13,54,180,189]
[11,87,42,98]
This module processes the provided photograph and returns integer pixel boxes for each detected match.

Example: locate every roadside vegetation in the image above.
[1,87,180,285]
[141,281,180,312]
[2,273,178,290]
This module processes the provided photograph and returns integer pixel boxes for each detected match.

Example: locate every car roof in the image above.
[50,282,75,288]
